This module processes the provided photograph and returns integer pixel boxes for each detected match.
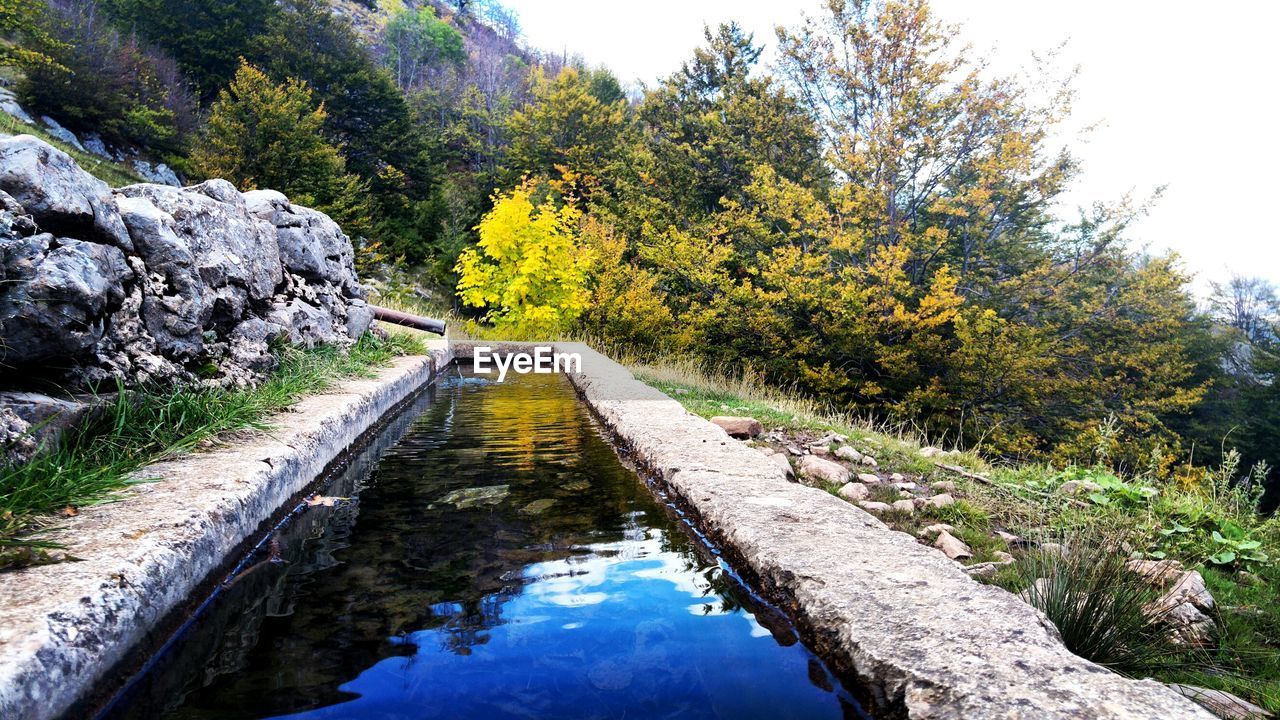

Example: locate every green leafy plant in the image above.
[1209,520,1269,567]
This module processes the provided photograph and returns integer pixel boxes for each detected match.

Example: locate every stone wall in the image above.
[0,135,373,464]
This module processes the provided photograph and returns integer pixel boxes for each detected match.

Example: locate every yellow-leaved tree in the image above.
[455,183,592,338]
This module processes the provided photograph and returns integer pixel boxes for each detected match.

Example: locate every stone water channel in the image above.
[99,368,865,719]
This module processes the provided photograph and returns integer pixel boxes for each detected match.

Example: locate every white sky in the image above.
[503,0,1280,295]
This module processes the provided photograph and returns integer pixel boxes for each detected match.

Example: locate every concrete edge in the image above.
[0,340,453,720]
[451,341,1211,720]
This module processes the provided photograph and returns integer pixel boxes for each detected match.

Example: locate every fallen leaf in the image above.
[305,495,347,507]
[60,506,79,517]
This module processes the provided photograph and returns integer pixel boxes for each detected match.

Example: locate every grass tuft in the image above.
[996,540,1185,674]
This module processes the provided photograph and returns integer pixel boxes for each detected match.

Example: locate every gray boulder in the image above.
[0,234,131,365]
[0,391,96,460]
[117,180,283,323]
[39,116,85,151]
[0,135,132,251]
[114,196,208,359]
[0,136,374,401]
[267,298,340,347]
[244,190,356,290]
[0,88,34,125]
[128,159,182,187]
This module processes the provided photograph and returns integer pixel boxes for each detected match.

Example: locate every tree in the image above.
[0,0,63,70]
[506,67,627,196]
[383,6,465,93]
[455,183,592,337]
[1209,275,1279,344]
[191,61,372,238]
[636,23,827,224]
[256,0,444,264]
[100,0,279,100]
[777,0,1075,293]
[579,1,1210,466]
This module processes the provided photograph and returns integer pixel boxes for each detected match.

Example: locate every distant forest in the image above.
[3,0,1277,499]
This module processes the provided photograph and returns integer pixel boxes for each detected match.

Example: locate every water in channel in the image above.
[106,369,864,720]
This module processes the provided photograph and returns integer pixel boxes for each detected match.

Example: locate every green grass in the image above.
[0,110,144,188]
[0,333,424,568]
[633,355,1280,711]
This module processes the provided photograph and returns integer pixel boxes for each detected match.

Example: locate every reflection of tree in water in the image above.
[119,372,743,719]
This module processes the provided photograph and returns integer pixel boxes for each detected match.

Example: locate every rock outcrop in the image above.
[0,135,372,393]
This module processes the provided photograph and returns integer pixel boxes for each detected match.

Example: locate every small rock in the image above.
[1163,571,1215,613]
[995,530,1024,546]
[932,480,956,493]
[433,485,510,509]
[838,482,869,501]
[81,133,112,159]
[933,530,972,560]
[834,446,863,462]
[861,456,879,468]
[965,556,1016,580]
[796,454,850,487]
[710,416,763,439]
[888,472,906,482]
[520,498,557,515]
[993,551,1014,563]
[891,499,916,515]
[858,501,893,515]
[768,452,794,479]
[917,523,954,538]
[0,88,34,124]
[919,446,944,458]
[808,443,830,455]
[1125,558,1185,587]
[893,481,918,491]
[1038,542,1067,558]
[40,115,85,151]
[924,493,955,509]
[1160,602,1216,646]
[856,472,881,484]
[786,445,804,456]
[965,563,1002,580]
[674,388,690,395]
[1167,683,1273,720]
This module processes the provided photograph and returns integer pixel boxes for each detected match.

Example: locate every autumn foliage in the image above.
[479,3,1220,470]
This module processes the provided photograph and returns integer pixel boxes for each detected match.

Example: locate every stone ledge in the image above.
[538,341,1212,720]
[0,341,452,720]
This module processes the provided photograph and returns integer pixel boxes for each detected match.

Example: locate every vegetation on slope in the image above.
[0,110,143,187]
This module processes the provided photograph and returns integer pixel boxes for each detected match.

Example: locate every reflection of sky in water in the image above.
[127,372,859,720]
[268,525,849,720]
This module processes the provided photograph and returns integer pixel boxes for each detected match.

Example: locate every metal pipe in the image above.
[371,305,447,335]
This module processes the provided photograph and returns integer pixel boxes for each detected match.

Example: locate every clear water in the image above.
[106,370,863,720]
